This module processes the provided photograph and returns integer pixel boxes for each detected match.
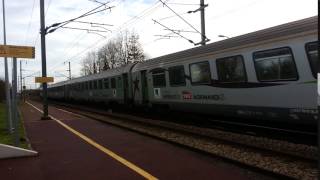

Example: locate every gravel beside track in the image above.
[52,103,318,180]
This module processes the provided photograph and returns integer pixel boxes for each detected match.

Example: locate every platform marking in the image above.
[26,101,158,180]
[55,108,84,118]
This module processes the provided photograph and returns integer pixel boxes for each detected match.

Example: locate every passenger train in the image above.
[48,16,318,125]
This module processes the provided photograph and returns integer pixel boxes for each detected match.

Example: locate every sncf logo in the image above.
[182,91,192,100]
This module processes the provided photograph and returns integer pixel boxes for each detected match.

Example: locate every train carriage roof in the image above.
[132,16,318,72]
[49,63,136,88]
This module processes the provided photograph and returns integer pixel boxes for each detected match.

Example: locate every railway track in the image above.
[49,99,317,146]
[47,101,318,180]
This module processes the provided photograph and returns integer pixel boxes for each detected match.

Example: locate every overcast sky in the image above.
[0,0,317,89]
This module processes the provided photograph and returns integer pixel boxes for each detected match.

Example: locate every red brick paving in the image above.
[0,101,250,180]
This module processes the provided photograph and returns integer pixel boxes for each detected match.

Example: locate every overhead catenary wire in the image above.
[164,29,198,33]
[32,0,53,48]
[47,32,88,72]
[45,0,53,17]
[49,0,164,80]
[23,0,53,83]
[152,19,195,45]
[89,0,108,5]
[58,1,164,66]
[116,1,163,31]
[43,1,118,73]
[46,4,114,34]
[158,12,189,21]
[153,34,179,41]
[166,2,199,6]
[33,0,165,83]
[73,20,113,26]
[158,0,202,35]
[24,0,36,45]
[46,0,122,73]
[61,26,111,33]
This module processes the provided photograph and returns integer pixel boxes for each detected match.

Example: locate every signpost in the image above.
[0,45,35,58]
[35,77,54,83]
[0,44,35,146]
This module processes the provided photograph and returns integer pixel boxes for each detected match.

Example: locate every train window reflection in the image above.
[189,61,211,84]
[98,79,103,89]
[104,78,109,89]
[169,66,186,86]
[111,78,116,89]
[152,69,166,87]
[253,47,298,81]
[94,80,98,89]
[216,55,247,83]
[305,41,318,78]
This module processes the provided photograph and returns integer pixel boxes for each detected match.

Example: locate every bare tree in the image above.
[127,31,145,63]
[81,51,98,75]
[97,45,111,71]
[81,29,147,74]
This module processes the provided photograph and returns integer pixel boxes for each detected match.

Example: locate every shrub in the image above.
[0,79,5,102]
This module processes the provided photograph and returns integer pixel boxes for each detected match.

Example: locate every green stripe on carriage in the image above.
[302,80,317,84]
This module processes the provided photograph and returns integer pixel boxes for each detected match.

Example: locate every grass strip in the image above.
[0,102,28,149]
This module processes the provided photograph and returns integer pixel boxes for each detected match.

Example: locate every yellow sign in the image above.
[0,45,35,58]
[35,77,54,83]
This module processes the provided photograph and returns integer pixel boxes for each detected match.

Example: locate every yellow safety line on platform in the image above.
[55,108,84,118]
[26,101,158,180]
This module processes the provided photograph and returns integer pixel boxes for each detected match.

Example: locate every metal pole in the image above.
[2,0,12,133]
[40,0,50,119]
[200,0,206,46]
[20,60,23,99]
[12,57,19,146]
[23,77,26,102]
[68,61,71,80]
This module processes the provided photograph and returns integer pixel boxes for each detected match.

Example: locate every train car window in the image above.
[94,80,98,89]
[104,78,109,89]
[189,61,211,84]
[152,69,166,87]
[253,47,298,81]
[168,65,186,86]
[111,78,116,88]
[90,81,93,90]
[216,55,247,83]
[98,79,103,89]
[305,41,318,78]
[117,77,123,89]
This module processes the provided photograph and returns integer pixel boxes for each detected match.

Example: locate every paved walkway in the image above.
[0,101,249,180]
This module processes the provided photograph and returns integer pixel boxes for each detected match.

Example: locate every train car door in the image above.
[122,73,129,103]
[141,70,149,103]
[63,85,66,99]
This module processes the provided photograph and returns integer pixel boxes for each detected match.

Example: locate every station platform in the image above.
[0,101,250,180]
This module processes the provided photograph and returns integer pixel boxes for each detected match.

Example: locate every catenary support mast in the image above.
[40,0,50,119]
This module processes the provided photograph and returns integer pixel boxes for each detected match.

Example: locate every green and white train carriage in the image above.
[48,16,318,125]
[131,16,318,124]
